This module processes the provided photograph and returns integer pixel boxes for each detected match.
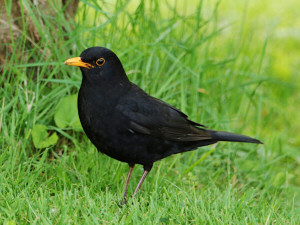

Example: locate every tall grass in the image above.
[0,0,299,224]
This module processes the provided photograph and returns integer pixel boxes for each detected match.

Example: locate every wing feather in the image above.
[116,85,212,142]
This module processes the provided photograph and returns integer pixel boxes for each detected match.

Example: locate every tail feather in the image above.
[208,130,262,144]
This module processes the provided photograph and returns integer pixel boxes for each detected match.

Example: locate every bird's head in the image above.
[64,47,128,84]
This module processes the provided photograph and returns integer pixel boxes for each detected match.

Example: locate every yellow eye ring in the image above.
[96,58,105,66]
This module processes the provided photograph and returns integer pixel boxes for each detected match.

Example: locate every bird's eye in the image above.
[96,58,105,66]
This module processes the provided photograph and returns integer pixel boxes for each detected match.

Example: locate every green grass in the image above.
[1,0,299,224]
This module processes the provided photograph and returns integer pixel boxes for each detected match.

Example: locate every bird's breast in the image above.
[77,86,130,149]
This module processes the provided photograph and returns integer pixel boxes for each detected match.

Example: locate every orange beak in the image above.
[64,57,94,69]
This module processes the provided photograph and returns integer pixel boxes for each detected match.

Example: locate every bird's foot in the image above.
[119,197,127,205]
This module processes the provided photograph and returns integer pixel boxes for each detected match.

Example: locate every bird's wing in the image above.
[116,85,212,142]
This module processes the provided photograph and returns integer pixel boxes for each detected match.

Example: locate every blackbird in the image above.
[64,47,262,203]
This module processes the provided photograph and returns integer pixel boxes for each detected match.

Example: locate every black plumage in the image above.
[64,47,262,203]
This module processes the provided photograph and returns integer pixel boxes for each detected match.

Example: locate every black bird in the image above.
[64,47,262,203]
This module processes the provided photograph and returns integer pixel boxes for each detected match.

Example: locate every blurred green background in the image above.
[0,0,299,224]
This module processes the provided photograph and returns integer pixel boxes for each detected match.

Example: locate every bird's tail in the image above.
[208,130,262,144]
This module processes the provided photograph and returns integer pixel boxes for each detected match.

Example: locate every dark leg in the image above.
[120,164,135,205]
[123,164,135,199]
[132,166,152,199]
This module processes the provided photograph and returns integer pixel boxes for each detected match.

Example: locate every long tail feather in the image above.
[208,130,262,144]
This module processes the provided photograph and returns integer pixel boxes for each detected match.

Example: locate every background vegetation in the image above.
[1,0,299,224]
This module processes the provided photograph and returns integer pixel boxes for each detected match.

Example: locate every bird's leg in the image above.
[121,164,135,205]
[123,164,135,199]
[131,165,152,199]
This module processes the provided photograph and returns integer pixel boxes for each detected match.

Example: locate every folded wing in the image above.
[116,85,212,142]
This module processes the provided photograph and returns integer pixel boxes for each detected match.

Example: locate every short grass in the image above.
[1,0,299,224]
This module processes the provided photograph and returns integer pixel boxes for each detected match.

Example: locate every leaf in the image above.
[32,124,58,148]
[272,172,286,187]
[4,221,17,225]
[159,217,170,223]
[54,94,82,131]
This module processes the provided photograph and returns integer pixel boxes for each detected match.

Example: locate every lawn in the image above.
[0,0,299,224]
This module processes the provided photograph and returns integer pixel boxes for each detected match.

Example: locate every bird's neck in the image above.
[79,75,131,105]
[82,75,130,91]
